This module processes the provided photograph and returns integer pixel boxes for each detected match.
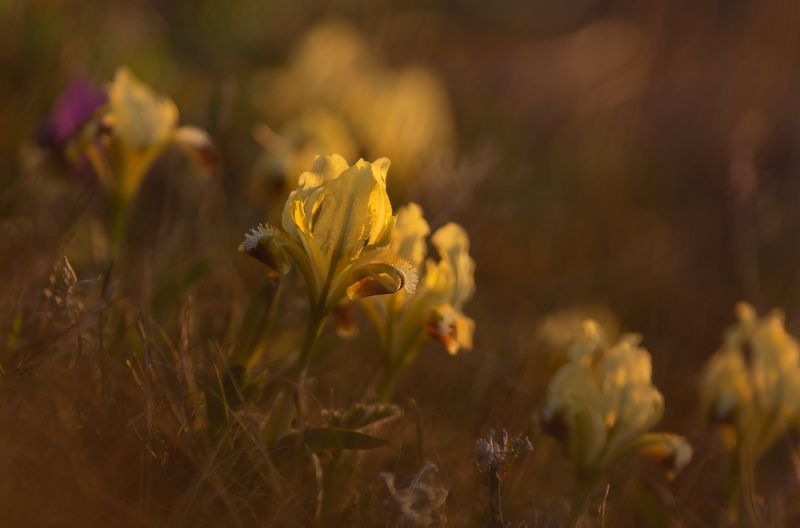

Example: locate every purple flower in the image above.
[38,78,107,149]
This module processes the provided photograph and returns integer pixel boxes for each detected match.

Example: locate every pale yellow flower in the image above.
[252,108,358,195]
[363,204,475,364]
[703,302,800,454]
[241,155,417,316]
[704,348,752,423]
[349,66,455,183]
[104,67,213,198]
[543,321,690,477]
[256,21,454,184]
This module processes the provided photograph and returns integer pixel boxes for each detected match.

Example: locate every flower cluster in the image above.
[241,153,419,374]
[241,155,475,384]
[542,320,692,478]
[703,302,800,456]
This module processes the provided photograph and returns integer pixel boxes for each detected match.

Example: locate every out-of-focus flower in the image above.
[39,68,214,199]
[104,67,214,199]
[251,108,357,198]
[636,432,693,480]
[361,203,475,399]
[534,307,619,360]
[703,302,800,456]
[542,321,691,478]
[241,154,417,318]
[38,78,108,150]
[254,20,454,189]
[37,78,108,183]
[349,66,454,188]
[37,68,215,251]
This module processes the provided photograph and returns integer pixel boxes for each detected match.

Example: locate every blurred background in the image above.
[3,0,800,525]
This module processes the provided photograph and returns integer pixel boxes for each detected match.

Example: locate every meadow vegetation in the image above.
[3,2,800,526]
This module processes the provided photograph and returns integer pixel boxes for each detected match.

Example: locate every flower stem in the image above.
[298,308,326,376]
[108,189,131,260]
[377,364,401,403]
[293,308,326,420]
[724,438,760,526]
[487,471,504,528]
[737,438,760,526]
[725,444,742,522]
[377,327,426,402]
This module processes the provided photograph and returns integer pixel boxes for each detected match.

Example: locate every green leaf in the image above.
[323,403,402,430]
[268,427,390,455]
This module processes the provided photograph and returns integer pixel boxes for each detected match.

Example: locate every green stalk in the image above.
[724,445,742,523]
[108,188,131,259]
[378,363,402,403]
[377,327,427,402]
[297,307,326,375]
[738,440,760,527]
[377,299,398,402]
[101,188,131,298]
[293,295,328,421]
[724,432,761,526]
[295,246,343,375]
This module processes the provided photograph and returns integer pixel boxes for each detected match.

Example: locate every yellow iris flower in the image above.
[361,203,475,399]
[543,321,691,478]
[241,154,417,320]
[103,67,213,200]
[252,108,358,198]
[704,302,800,456]
[256,21,454,187]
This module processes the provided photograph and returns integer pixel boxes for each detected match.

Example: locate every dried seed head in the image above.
[475,428,533,481]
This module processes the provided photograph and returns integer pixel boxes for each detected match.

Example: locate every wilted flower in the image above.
[381,462,448,527]
[241,154,417,371]
[475,429,534,482]
[542,321,691,478]
[703,302,800,456]
[361,203,475,398]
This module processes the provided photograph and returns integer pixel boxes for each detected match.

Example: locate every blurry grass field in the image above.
[4,1,800,527]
